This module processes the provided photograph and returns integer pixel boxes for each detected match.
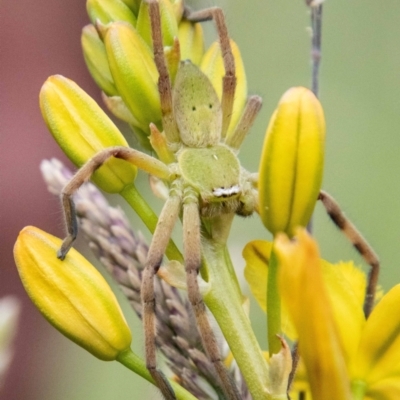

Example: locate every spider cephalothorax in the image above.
[57,2,261,399]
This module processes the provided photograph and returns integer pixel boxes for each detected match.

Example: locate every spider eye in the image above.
[209,104,213,109]
[192,106,196,111]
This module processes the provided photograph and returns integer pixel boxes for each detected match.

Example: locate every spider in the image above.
[56,1,381,399]
[57,2,261,399]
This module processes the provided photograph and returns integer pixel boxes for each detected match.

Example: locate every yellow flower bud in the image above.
[259,87,325,236]
[136,0,178,48]
[14,226,132,361]
[81,24,118,96]
[86,0,137,26]
[40,75,137,193]
[171,0,184,23]
[178,20,204,66]
[200,39,247,135]
[104,22,161,134]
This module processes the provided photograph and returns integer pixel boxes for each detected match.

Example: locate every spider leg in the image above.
[225,95,263,151]
[141,181,182,400]
[58,146,171,260]
[319,190,380,317]
[147,0,180,147]
[184,6,236,138]
[182,187,241,400]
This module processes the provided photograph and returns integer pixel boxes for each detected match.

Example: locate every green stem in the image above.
[117,349,197,400]
[202,238,270,400]
[267,245,281,355]
[351,380,367,400]
[120,183,183,263]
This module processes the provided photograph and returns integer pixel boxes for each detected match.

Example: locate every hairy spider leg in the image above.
[58,146,171,260]
[319,190,380,317]
[147,0,179,146]
[183,6,235,138]
[183,186,242,400]
[226,95,263,151]
[141,181,182,400]
[182,4,263,151]
[147,3,242,398]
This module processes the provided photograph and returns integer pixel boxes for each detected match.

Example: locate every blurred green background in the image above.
[2,0,400,399]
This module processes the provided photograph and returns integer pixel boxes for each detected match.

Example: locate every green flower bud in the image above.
[14,226,132,361]
[81,24,118,96]
[136,0,178,48]
[178,20,204,66]
[40,75,137,193]
[259,87,325,236]
[104,22,161,134]
[86,0,137,26]
[119,0,141,15]
[200,39,247,135]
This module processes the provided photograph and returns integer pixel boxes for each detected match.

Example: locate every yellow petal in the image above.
[351,284,400,385]
[366,377,400,400]
[243,240,296,339]
[14,226,132,361]
[321,260,366,364]
[259,87,325,236]
[275,229,351,400]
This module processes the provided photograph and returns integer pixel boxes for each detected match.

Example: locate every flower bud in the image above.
[104,22,161,133]
[136,0,178,48]
[178,20,204,66]
[86,0,137,26]
[14,226,132,361]
[120,0,140,15]
[81,25,118,96]
[40,75,137,193]
[171,0,184,23]
[259,87,325,236]
[200,39,247,135]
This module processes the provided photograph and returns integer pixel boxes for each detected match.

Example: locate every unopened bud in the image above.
[259,87,325,236]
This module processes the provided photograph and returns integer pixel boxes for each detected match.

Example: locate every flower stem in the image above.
[120,182,183,262]
[117,349,197,400]
[202,237,270,400]
[267,245,281,355]
[351,380,367,400]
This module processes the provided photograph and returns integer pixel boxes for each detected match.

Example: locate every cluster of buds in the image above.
[40,0,248,183]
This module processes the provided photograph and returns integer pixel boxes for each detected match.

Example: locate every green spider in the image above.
[57,1,261,399]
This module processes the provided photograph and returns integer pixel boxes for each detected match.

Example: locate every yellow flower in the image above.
[14,226,132,361]
[273,229,400,399]
[243,239,366,344]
